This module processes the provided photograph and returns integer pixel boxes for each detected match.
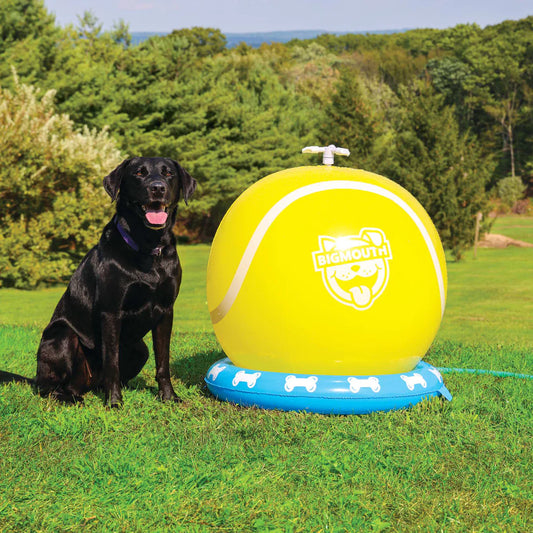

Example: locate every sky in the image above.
[42,0,532,34]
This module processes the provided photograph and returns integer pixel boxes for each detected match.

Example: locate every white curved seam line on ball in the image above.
[210,180,446,324]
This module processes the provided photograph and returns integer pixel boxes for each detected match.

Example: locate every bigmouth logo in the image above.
[312,228,392,310]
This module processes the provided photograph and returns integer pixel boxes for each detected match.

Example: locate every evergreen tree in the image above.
[375,82,494,259]
[319,67,379,167]
[0,0,59,85]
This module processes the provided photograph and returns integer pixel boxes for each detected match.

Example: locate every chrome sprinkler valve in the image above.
[302,144,350,166]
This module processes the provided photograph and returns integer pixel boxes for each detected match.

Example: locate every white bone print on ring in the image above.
[427,367,443,382]
[284,375,318,393]
[207,363,227,381]
[401,373,427,390]
[347,376,381,393]
[232,370,261,388]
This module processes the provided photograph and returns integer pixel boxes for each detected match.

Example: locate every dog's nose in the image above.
[149,181,167,196]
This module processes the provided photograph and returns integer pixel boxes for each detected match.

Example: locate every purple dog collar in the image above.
[115,217,163,256]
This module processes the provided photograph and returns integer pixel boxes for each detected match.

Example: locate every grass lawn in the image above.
[438,216,533,351]
[1,217,532,531]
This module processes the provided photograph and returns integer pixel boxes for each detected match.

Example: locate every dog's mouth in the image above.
[141,202,169,228]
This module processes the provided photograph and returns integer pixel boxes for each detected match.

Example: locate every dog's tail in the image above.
[0,370,34,385]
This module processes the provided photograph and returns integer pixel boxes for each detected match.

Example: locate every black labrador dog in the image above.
[1,157,196,407]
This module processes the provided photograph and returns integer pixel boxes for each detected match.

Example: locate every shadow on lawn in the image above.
[170,348,224,390]
[126,347,223,397]
[125,333,225,397]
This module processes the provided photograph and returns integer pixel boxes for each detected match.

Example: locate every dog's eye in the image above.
[136,167,147,177]
[162,166,173,177]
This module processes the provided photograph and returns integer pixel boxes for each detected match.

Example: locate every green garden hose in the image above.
[437,367,533,380]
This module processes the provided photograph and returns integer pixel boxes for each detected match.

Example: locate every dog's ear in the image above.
[103,159,131,201]
[172,161,197,205]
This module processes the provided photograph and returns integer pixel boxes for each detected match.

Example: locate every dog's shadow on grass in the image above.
[171,348,225,389]
[126,347,224,396]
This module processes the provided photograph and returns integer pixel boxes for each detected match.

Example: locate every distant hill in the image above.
[226,30,343,48]
[130,28,407,48]
[224,29,406,48]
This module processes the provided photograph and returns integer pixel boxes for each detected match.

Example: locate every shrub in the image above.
[0,75,123,288]
[497,175,526,210]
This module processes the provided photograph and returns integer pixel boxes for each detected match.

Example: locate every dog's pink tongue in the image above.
[145,210,168,225]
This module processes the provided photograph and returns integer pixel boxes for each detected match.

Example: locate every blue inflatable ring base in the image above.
[205,358,452,415]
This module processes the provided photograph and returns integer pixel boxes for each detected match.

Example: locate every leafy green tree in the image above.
[461,21,529,179]
[285,43,338,105]
[374,47,428,93]
[427,17,533,181]
[426,56,475,124]
[0,76,123,288]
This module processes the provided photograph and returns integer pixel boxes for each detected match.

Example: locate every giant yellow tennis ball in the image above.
[207,166,447,375]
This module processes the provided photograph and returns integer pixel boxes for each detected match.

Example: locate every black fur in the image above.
[1,157,196,407]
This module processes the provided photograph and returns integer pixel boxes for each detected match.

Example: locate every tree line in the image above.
[0,0,531,287]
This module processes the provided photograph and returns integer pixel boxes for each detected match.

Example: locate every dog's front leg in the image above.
[101,313,123,407]
[152,310,180,402]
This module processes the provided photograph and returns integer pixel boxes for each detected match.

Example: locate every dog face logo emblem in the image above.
[312,228,392,310]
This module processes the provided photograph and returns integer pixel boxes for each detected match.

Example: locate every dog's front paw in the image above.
[105,397,124,409]
[105,388,123,409]
[158,387,181,404]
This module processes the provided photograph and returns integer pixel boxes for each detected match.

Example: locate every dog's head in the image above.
[103,157,197,230]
